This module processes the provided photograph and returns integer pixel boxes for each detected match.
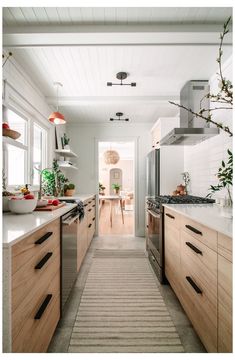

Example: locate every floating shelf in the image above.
[54,149,77,158]
[58,163,78,170]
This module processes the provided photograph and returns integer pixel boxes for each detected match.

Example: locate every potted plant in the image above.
[99,182,106,195]
[62,133,70,150]
[64,183,76,196]
[112,183,121,195]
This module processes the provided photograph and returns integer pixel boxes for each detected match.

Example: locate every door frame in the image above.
[95,136,139,237]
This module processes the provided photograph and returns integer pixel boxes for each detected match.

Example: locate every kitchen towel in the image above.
[68,249,184,353]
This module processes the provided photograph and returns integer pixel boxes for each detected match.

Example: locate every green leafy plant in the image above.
[64,183,75,192]
[42,159,68,196]
[112,183,121,190]
[207,149,233,204]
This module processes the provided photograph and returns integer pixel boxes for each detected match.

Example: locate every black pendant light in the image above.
[107,72,136,87]
[110,112,129,122]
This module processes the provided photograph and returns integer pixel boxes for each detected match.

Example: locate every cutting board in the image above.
[34,202,66,211]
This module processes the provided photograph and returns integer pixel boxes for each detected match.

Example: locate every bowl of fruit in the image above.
[8,194,37,214]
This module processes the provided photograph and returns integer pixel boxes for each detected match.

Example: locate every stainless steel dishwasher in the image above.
[61,207,79,312]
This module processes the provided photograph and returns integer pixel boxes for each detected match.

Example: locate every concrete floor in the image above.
[48,235,206,353]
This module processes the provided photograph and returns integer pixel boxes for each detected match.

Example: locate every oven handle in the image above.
[147,209,160,218]
[62,214,80,226]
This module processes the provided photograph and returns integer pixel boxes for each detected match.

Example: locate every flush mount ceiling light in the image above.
[48,82,66,125]
[110,112,129,122]
[103,150,120,165]
[107,72,136,87]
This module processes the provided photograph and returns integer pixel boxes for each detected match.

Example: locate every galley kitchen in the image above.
[2,4,233,354]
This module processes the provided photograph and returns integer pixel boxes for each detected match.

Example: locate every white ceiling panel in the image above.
[3,7,232,27]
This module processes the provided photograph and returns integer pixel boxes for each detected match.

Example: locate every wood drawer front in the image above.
[12,271,60,353]
[218,254,232,353]
[87,221,95,246]
[181,262,217,352]
[165,225,181,298]
[164,208,180,229]
[181,230,217,300]
[218,233,232,262]
[180,216,217,251]
[12,249,60,341]
[12,218,60,275]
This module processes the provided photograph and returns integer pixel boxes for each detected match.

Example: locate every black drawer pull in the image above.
[88,201,92,204]
[35,232,53,245]
[88,209,91,212]
[186,276,202,294]
[92,204,95,207]
[166,213,175,219]
[35,252,53,269]
[34,294,52,319]
[84,204,88,207]
[186,242,202,255]
[92,217,95,221]
[88,224,92,228]
[185,224,202,236]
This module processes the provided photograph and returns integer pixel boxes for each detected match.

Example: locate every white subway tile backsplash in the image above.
[184,57,233,199]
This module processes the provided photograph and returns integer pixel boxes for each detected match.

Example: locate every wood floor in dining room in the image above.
[99,201,134,235]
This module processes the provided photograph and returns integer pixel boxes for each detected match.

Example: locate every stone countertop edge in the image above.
[58,194,96,202]
[163,204,233,238]
[2,203,77,247]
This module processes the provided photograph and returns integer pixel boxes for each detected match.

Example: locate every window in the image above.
[3,106,48,189]
[33,124,47,185]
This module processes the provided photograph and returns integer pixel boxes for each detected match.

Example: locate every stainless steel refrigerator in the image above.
[146,148,160,197]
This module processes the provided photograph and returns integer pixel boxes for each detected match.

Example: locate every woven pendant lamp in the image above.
[104,150,120,165]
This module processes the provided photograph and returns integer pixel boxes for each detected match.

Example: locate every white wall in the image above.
[2,56,56,166]
[66,122,152,236]
[184,56,233,200]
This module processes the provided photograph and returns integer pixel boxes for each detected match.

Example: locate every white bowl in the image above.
[2,196,10,212]
[8,198,37,214]
[37,199,48,207]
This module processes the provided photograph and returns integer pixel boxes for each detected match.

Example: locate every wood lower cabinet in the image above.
[11,218,61,353]
[77,196,96,272]
[218,233,233,353]
[164,209,232,353]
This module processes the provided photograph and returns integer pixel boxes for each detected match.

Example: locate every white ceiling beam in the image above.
[3,24,232,47]
[46,96,180,106]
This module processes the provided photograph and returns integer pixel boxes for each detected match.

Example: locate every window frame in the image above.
[3,102,49,191]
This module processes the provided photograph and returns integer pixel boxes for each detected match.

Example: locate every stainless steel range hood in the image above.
[160,80,220,146]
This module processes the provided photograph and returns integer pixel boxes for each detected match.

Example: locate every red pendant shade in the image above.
[48,111,66,125]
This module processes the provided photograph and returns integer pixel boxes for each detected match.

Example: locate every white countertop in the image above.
[163,204,233,238]
[58,194,95,202]
[3,203,77,247]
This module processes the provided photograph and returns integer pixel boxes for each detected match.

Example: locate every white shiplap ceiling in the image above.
[3,7,233,124]
[3,7,232,26]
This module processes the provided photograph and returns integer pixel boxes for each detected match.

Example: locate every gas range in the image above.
[147,195,215,212]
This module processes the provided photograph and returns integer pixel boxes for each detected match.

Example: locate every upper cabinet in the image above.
[151,117,180,149]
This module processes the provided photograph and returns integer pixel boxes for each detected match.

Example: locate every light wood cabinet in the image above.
[11,218,61,353]
[77,196,96,272]
[164,209,232,353]
[218,233,232,353]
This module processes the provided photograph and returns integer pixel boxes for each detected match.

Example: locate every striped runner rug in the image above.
[68,249,184,353]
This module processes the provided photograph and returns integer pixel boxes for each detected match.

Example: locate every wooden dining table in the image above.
[99,195,124,227]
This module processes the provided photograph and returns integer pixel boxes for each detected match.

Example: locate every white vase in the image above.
[64,145,70,150]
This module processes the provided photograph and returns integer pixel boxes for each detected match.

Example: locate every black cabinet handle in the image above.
[34,294,52,319]
[92,217,95,221]
[186,242,202,255]
[185,224,202,236]
[88,224,92,228]
[88,201,92,204]
[88,209,91,212]
[92,204,95,207]
[84,204,88,207]
[166,213,175,219]
[186,276,202,294]
[146,225,149,228]
[35,252,53,269]
[35,232,53,245]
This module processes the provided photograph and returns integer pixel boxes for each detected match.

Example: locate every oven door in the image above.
[147,208,162,266]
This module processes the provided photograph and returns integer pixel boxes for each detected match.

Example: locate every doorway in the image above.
[98,141,135,236]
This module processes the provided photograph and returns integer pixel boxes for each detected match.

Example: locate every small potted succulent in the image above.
[112,183,121,195]
[64,183,75,196]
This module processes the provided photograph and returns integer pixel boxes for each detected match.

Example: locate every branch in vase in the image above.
[169,101,233,137]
